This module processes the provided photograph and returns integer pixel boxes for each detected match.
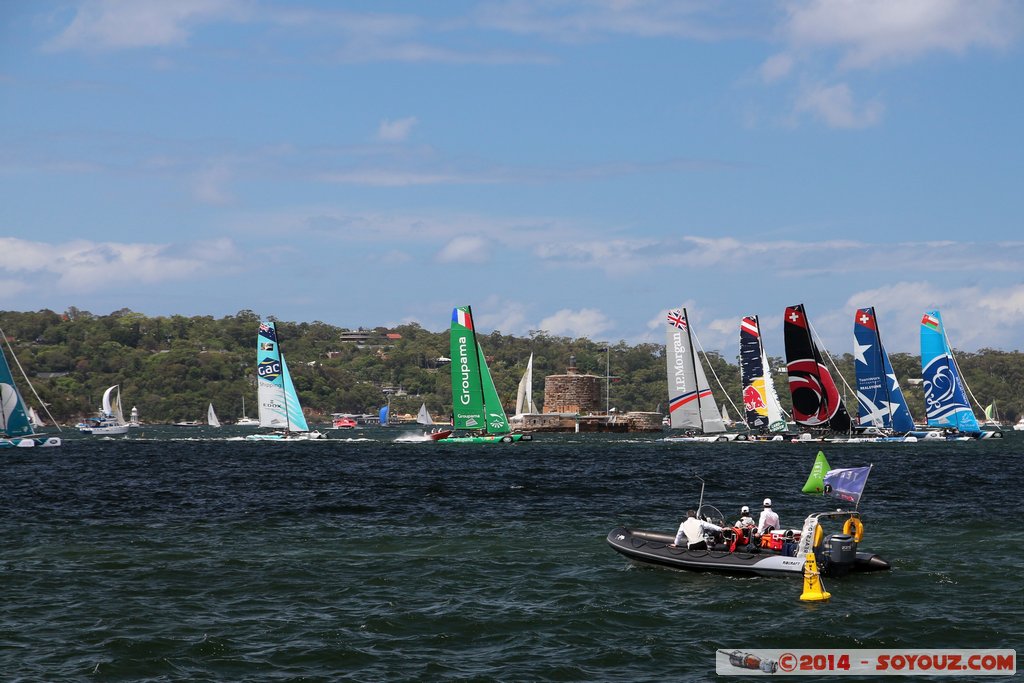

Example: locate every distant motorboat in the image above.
[332,414,357,429]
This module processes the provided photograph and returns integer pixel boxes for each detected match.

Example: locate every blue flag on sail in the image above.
[824,466,872,505]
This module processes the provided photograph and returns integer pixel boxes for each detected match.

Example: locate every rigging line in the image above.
[690,324,748,433]
[806,317,860,407]
[0,325,63,432]
[941,323,986,415]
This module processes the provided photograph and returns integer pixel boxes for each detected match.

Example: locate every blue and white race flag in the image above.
[823,465,872,505]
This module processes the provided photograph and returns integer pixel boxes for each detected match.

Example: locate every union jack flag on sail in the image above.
[667,310,687,329]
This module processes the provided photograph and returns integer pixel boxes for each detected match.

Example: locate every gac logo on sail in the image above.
[258,359,282,381]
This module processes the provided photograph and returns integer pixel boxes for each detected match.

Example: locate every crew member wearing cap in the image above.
[734,505,755,528]
[757,498,780,535]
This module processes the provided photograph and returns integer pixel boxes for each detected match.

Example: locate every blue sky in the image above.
[2,0,1022,356]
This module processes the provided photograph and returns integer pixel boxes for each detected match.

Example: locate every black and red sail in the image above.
[783,304,852,432]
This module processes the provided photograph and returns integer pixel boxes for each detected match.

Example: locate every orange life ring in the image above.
[843,517,864,542]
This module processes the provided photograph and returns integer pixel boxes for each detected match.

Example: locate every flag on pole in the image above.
[823,465,873,506]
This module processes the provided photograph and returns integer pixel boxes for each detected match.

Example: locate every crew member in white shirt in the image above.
[672,510,723,550]
[757,498,780,535]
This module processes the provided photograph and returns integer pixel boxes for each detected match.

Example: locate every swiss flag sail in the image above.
[783,304,853,432]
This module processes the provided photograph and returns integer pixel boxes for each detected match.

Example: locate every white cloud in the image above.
[192,162,234,205]
[435,235,489,263]
[759,53,794,83]
[535,234,1024,279]
[0,279,28,302]
[0,237,238,292]
[536,308,614,339]
[44,0,245,52]
[783,0,1020,69]
[794,82,884,129]
[844,281,1024,352]
[377,117,418,142]
[317,169,483,187]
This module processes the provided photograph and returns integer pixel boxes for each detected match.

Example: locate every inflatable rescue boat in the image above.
[607,510,890,578]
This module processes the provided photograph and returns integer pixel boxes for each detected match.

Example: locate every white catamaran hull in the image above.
[244,430,325,441]
[0,436,62,448]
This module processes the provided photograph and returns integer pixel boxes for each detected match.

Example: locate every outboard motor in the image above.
[825,533,857,577]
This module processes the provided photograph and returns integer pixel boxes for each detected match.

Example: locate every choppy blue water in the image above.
[2,429,1022,681]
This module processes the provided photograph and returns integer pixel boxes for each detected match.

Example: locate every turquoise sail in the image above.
[256,320,309,432]
[920,310,979,433]
[0,345,33,437]
[280,354,309,432]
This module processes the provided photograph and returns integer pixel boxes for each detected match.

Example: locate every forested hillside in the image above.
[2,308,1022,425]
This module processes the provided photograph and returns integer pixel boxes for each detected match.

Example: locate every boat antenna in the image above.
[694,474,706,511]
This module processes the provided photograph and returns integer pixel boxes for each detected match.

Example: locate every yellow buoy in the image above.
[800,552,832,601]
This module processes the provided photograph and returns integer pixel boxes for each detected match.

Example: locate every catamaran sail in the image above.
[416,403,433,426]
[739,315,787,433]
[514,353,535,416]
[1,339,61,448]
[207,403,221,428]
[665,308,725,433]
[920,310,980,433]
[446,305,526,443]
[251,321,317,439]
[854,307,914,433]
[784,304,853,433]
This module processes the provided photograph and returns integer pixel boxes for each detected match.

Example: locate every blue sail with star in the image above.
[854,307,914,433]
[920,310,979,433]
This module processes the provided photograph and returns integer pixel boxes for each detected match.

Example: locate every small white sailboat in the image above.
[28,406,45,429]
[720,403,733,427]
[207,403,221,428]
[416,402,434,426]
[236,396,259,426]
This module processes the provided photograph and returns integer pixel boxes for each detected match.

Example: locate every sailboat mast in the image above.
[870,307,896,426]
[274,322,292,431]
[682,308,705,431]
[466,305,488,422]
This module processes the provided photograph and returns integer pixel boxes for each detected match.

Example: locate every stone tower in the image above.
[543,355,602,415]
